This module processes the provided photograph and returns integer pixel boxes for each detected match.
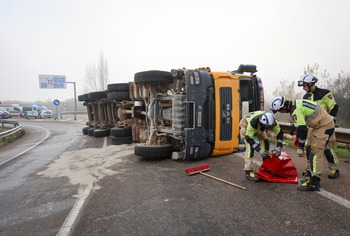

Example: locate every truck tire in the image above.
[107,83,129,92]
[82,127,89,135]
[88,91,106,100]
[134,70,173,84]
[88,128,95,136]
[78,95,85,101]
[110,127,132,137]
[93,129,110,137]
[134,144,173,158]
[83,94,90,101]
[111,136,132,145]
[107,91,130,101]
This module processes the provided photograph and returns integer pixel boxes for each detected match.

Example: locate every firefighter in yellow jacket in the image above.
[298,74,340,179]
[270,97,336,191]
[239,111,284,182]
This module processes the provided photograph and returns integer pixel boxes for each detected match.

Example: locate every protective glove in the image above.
[297,148,305,157]
[259,149,270,160]
[294,138,299,147]
[274,147,282,157]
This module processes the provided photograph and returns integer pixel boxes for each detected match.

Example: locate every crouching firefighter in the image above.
[270,96,336,191]
[239,111,284,182]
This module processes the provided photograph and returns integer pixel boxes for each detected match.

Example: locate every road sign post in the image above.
[53,99,60,120]
[39,75,77,121]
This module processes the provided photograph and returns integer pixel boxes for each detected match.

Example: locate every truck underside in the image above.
[79,65,264,160]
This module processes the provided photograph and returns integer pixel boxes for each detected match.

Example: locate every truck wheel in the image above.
[88,128,95,136]
[111,136,132,145]
[107,83,129,92]
[83,94,90,102]
[88,91,106,100]
[93,129,110,137]
[134,70,173,84]
[82,127,89,135]
[110,127,132,137]
[134,144,173,158]
[78,95,85,101]
[107,91,130,101]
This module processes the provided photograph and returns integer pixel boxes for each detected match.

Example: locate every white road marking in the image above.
[56,183,94,236]
[0,125,50,166]
[318,189,350,209]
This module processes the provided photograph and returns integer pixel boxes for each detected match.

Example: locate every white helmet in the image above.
[270,96,285,113]
[298,74,318,87]
[259,112,276,129]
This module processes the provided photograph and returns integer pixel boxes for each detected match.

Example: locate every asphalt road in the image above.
[0,118,89,236]
[0,118,349,236]
[71,145,350,236]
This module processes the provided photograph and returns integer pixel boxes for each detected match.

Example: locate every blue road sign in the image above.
[53,99,60,106]
[39,75,66,89]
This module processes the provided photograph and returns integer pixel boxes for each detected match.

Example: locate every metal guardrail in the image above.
[0,120,22,141]
[279,122,350,144]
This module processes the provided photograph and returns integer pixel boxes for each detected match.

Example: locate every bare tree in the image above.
[332,71,350,126]
[272,78,304,100]
[82,64,98,93]
[97,53,109,91]
[82,53,110,93]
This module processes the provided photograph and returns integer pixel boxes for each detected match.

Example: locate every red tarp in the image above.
[256,151,298,183]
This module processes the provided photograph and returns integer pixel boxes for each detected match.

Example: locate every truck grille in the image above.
[219,87,232,141]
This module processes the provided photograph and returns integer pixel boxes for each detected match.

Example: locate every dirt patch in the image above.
[37,144,134,195]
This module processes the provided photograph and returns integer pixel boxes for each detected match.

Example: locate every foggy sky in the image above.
[1,0,349,103]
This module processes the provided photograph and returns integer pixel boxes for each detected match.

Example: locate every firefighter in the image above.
[270,97,336,191]
[239,111,284,182]
[298,74,340,179]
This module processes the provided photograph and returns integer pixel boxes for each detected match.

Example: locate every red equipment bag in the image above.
[256,151,298,183]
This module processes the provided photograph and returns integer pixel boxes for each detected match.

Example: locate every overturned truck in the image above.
[78,64,264,160]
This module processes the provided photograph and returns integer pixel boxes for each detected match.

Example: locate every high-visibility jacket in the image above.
[243,110,283,151]
[303,87,338,119]
[289,99,332,149]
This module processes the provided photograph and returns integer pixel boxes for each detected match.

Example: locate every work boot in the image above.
[245,171,260,182]
[302,168,311,177]
[297,176,320,191]
[299,169,311,184]
[328,169,340,179]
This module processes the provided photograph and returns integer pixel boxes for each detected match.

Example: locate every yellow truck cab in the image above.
[210,65,263,156]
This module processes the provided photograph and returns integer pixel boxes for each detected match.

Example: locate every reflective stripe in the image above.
[329,166,339,170]
[252,143,259,149]
[245,161,253,165]
[277,139,283,143]
[306,106,320,123]
[299,139,306,144]
[302,100,317,110]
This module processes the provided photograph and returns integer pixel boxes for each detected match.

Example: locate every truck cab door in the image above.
[239,76,264,117]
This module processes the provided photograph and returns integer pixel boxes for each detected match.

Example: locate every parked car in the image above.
[0,107,11,119]
[21,105,53,119]
[0,104,22,117]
